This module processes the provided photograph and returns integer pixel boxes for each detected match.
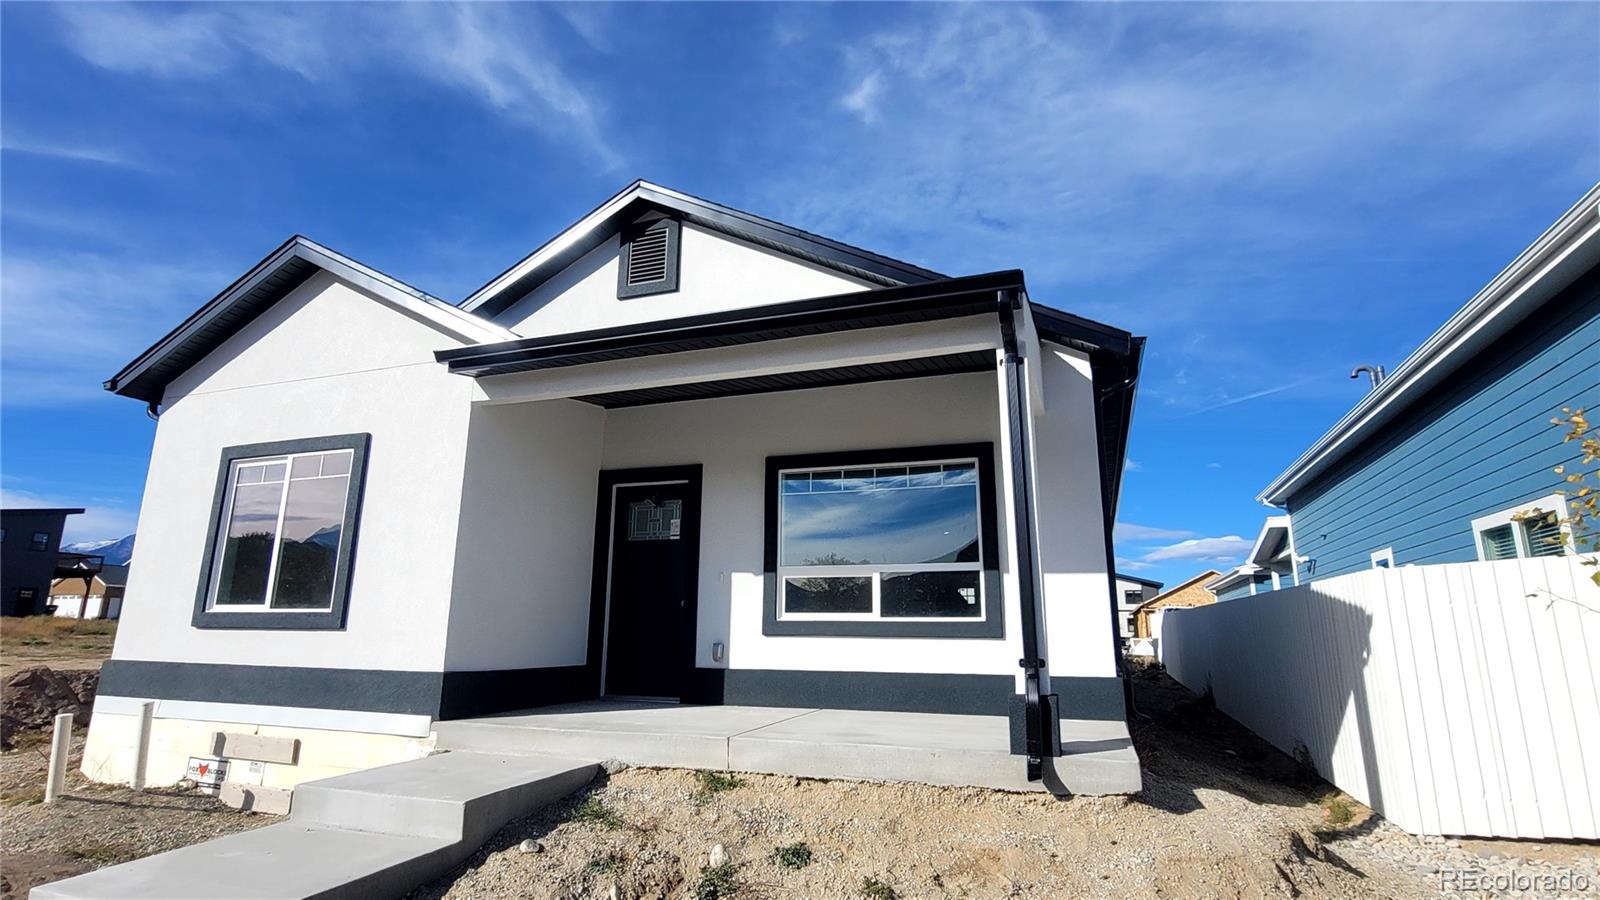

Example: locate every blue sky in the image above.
[2,2,1596,587]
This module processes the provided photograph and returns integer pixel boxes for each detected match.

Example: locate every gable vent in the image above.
[618,218,681,298]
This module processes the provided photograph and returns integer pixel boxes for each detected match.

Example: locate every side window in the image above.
[30,531,50,551]
[1471,494,1569,562]
[193,434,370,630]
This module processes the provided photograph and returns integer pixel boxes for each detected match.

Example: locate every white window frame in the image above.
[1470,493,1571,561]
[205,448,355,613]
[776,456,986,624]
[1369,547,1396,569]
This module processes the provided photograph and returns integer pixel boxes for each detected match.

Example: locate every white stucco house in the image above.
[82,182,1145,793]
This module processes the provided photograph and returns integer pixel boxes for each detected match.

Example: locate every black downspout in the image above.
[1094,360,1138,719]
[997,289,1057,785]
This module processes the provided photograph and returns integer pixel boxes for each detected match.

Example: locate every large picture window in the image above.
[763,443,1001,638]
[193,434,369,629]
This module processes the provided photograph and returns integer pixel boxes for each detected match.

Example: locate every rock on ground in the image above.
[1,667,99,750]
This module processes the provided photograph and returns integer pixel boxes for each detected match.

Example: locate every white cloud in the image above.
[50,3,619,169]
[1140,535,1252,564]
[756,2,1597,324]
[0,254,226,406]
[0,489,138,544]
[1113,522,1196,542]
[0,135,146,169]
[1123,459,1142,472]
[841,72,883,123]
[56,3,228,76]
[1114,557,1156,572]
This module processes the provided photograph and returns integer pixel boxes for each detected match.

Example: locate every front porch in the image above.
[434,699,1142,795]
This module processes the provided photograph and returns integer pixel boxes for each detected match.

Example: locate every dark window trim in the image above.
[762,442,1003,638]
[192,433,371,631]
[616,217,681,299]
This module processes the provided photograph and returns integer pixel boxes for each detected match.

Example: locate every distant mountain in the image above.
[62,533,136,566]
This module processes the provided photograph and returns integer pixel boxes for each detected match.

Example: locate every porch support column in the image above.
[996,289,1059,787]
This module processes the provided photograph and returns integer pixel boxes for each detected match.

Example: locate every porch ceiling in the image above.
[570,350,994,408]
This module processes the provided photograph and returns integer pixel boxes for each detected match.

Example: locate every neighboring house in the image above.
[1206,516,1297,600]
[1,508,84,616]
[51,562,130,620]
[1132,569,1220,639]
[1220,184,1598,588]
[83,181,1145,792]
[1112,573,1162,642]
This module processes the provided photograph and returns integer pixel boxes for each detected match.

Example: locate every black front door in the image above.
[602,476,701,698]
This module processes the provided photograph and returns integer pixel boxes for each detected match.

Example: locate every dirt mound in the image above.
[1,666,99,750]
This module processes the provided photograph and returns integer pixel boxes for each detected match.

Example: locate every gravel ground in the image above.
[0,731,267,900]
[408,663,1599,900]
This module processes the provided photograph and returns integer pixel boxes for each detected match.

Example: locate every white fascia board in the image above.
[1246,515,1292,567]
[1204,566,1259,592]
[1258,185,1600,506]
[472,314,999,405]
[295,239,517,344]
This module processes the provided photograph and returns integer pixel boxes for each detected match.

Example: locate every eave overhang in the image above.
[437,271,1028,378]
[1258,184,1600,507]
[104,237,514,406]
[461,180,947,317]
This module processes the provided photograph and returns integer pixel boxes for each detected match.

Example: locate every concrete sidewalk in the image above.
[435,701,1142,795]
[32,751,598,900]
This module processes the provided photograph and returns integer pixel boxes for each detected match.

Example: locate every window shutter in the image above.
[617,218,680,298]
[1521,515,1566,558]
[1480,524,1518,560]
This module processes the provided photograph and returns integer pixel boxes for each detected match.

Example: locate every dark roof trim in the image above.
[438,270,1028,379]
[1,508,85,515]
[1115,573,1164,589]
[460,180,947,317]
[105,237,513,405]
[1031,304,1134,357]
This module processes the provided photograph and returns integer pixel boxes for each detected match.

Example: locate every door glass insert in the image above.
[628,498,682,541]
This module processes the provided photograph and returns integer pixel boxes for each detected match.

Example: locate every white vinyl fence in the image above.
[1159,556,1600,839]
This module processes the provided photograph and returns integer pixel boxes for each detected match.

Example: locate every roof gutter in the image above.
[1258,184,1600,506]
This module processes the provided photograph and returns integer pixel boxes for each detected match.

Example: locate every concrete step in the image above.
[32,752,599,900]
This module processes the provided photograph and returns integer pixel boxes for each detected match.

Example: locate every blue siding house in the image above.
[1248,185,1599,586]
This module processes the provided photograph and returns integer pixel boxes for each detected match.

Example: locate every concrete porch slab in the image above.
[434,702,814,770]
[435,700,1142,795]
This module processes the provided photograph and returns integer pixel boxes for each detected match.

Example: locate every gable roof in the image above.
[1136,569,1221,613]
[460,180,947,318]
[1259,183,1600,506]
[1115,573,1164,589]
[105,236,516,405]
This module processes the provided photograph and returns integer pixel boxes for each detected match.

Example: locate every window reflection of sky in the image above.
[781,480,979,565]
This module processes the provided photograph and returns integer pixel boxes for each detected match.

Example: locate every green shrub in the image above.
[583,851,622,877]
[695,861,743,899]
[572,797,623,830]
[693,770,745,804]
[772,842,813,870]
